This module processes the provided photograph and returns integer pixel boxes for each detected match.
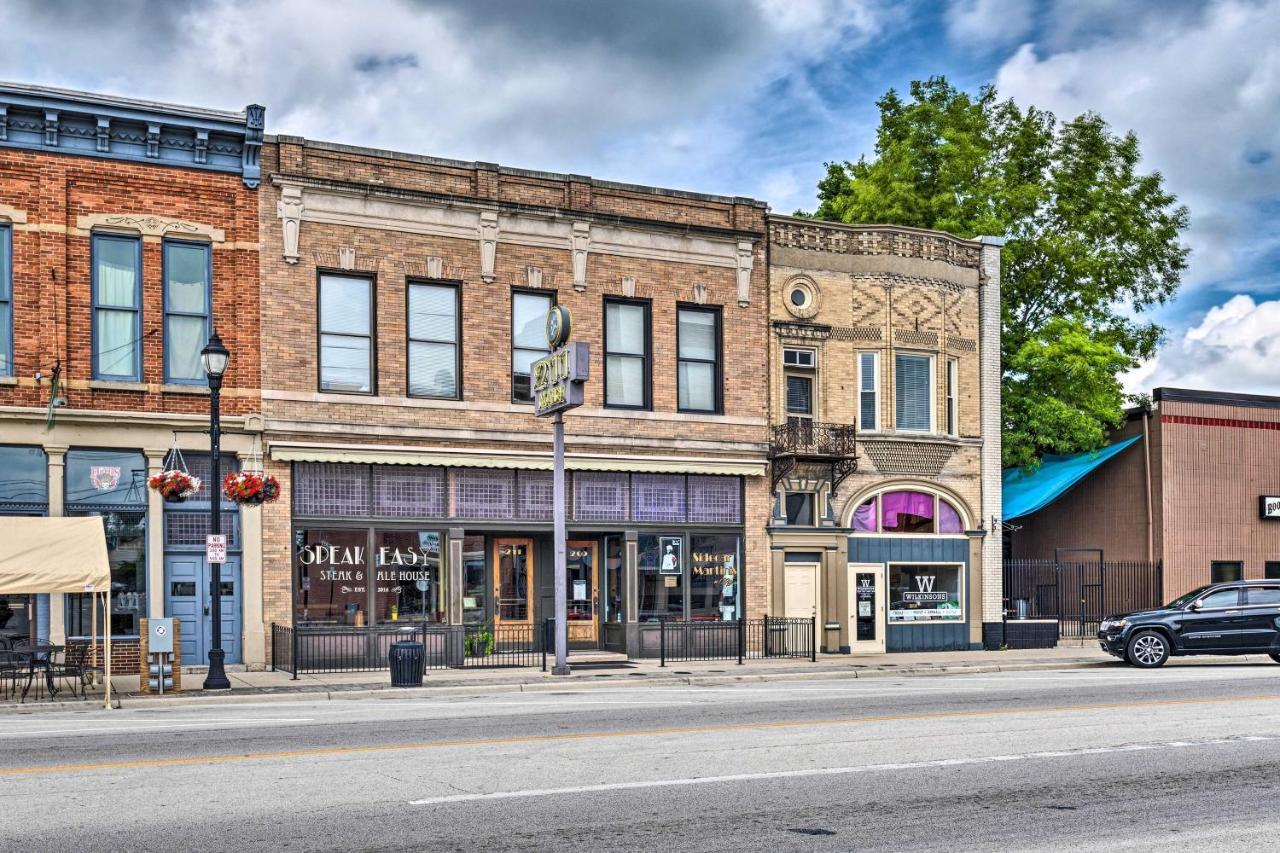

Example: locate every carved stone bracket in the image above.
[479,210,499,283]
[426,256,444,279]
[692,282,708,304]
[278,185,303,264]
[571,221,590,292]
[338,247,356,270]
[95,117,110,153]
[621,276,636,298]
[736,241,754,307]
[526,266,544,288]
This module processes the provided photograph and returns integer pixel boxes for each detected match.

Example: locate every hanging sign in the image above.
[1261,496,1280,520]
[532,307,589,417]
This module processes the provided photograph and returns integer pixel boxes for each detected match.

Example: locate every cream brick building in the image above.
[256,136,769,662]
[765,215,1003,653]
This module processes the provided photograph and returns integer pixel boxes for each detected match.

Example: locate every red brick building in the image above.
[0,83,266,667]
[1008,387,1280,599]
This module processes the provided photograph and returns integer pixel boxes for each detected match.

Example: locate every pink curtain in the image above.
[938,499,963,534]
[881,490,934,530]
[853,498,877,531]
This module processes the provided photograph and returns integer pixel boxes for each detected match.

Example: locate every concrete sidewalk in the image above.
[5,642,1272,713]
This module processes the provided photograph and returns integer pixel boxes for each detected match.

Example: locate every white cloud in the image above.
[995,0,1280,291]
[0,0,886,199]
[1124,294,1280,394]
[945,0,1036,50]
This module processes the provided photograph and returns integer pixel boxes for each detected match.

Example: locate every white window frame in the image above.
[946,358,959,436]
[894,351,934,434]
[887,561,966,624]
[783,347,815,368]
[858,351,880,432]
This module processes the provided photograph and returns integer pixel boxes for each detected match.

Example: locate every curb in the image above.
[0,657,1120,713]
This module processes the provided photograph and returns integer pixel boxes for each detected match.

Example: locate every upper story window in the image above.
[318,273,374,394]
[852,489,966,535]
[92,234,143,382]
[408,282,460,399]
[859,352,879,431]
[784,347,816,420]
[783,347,815,368]
[946,358,958,436]
[162,240,211,384]
[0,225,10,377]
[894,353,933,432]
[604,298,649,409]
[677,307,720,413]
[512,291,552,403]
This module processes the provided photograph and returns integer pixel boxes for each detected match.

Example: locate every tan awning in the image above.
[269,442,766,477]
[0,516,111,594]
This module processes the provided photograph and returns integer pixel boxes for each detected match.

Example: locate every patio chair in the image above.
[0,650,24,702]
[51,642,90,698]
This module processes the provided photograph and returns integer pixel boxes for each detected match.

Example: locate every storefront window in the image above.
[638,534,683,621]
[66,449,147,507]
[67,511,146,636]
[0,445,47,509]
[602,536,623,624]
[295,528,368,625]
[689,534,740,621]
[373,530,443,623]
[888,564,963,623]
[462,536,486,623]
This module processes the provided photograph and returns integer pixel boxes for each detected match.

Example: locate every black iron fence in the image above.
[271,622,546,676]
[658,617,817,665]
[1003,559,1163,639]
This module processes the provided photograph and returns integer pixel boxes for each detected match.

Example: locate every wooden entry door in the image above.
[847,563,886,654]
[493,538,535,626]
[784,562,821,652]
[567,540,599,644]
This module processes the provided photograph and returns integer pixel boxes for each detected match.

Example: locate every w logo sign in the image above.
[914,575,936,593]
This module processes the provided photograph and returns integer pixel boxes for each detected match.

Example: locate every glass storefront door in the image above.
[847,563,886,654]
[566,540,598,643]
[493,538,534,625]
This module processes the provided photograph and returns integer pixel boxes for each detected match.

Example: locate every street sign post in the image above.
[531,306,588,676]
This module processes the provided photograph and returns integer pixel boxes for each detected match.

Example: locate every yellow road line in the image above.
[3,692,1277,778]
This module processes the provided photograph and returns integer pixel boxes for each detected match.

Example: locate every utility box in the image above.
[139,617,183,694]
[149,618,174,654]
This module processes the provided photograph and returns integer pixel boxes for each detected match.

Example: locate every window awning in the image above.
[268,442,767,477]
[1002,436,1140,521]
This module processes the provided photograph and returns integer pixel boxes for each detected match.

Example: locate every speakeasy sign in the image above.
[532,305,589,417]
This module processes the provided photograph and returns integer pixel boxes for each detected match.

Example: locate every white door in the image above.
[784,562,820,651]
[848,563,886,654]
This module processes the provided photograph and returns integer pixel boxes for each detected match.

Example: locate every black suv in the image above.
[1098,580,1280,668]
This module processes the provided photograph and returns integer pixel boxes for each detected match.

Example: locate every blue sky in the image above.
[3,0,1277,394]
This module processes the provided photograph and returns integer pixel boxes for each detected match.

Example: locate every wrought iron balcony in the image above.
[769,420,857,490]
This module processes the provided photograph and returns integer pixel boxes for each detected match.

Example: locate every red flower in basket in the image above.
[223,471,281,506]
[148,470,201,502]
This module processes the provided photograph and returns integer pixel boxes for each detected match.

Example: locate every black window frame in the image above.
[603,296,651,411]
[1210,561,1243,584]
[511,288,555,404]
[784,492,816,526]
[676,303,722,414]
[317,270,377,395]
[406,279,462,400]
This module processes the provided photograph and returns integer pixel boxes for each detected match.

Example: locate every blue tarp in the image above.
[1003,436,1140,521]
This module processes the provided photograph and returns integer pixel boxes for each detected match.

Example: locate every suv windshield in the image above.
[1166,585,1213,609]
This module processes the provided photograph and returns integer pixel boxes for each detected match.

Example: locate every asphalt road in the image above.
[3,662,1280,852]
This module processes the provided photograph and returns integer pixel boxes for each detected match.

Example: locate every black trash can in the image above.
[389,640,425,687]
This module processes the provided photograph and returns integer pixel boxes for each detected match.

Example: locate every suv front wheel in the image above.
[1127,630,1170,668]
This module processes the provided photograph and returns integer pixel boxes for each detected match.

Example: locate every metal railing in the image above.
[769,421,856,459]
[658,617,817,666]
[271,622,547,676]
[1003,559,1163,640]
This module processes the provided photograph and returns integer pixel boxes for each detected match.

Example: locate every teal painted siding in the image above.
[849,537,971,652]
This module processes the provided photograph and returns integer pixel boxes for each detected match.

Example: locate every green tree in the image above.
[811,77,1188,469]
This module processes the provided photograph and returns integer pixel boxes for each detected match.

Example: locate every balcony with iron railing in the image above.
[769,419,857,489]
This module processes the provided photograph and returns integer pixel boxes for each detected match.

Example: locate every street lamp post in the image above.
[201,331,231,691]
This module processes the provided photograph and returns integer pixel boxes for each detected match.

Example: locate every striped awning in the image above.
[268,442,766,477]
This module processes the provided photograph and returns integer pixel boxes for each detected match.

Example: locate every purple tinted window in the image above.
[687,476,741,523]
[373,465,445,517]
[573,471,628,521]
[516,470,556,520]
[880,490,935,533]
[453,469,514,519]
[632,473,686,522]
[294,462,370,517]
[939,499,964,534]
[853,498,877,532]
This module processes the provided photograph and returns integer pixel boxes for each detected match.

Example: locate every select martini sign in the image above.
[532,306,589,416]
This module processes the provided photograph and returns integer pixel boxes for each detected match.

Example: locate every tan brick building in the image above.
[257,136,769,660]
[0,83,266,667]
[765,216,1004,653]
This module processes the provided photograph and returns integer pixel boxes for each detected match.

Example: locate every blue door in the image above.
[165,554,242,666]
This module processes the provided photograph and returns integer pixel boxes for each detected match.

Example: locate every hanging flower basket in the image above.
[223,471,281,506]
[148,470,201,503]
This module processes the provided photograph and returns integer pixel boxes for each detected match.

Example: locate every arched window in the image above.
[851,489,967,534]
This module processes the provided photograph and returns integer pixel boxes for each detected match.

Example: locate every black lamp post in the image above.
[201,331,231,691]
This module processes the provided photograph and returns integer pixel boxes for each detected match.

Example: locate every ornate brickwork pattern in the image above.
[770,219,981,268]
[863,441,957,476]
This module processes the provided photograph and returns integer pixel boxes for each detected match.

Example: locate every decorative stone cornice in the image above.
[74,213,225,242]
[769,215,981,269]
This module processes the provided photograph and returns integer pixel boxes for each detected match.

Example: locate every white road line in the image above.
[0,718,314,737]
[407,734,1276,805]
